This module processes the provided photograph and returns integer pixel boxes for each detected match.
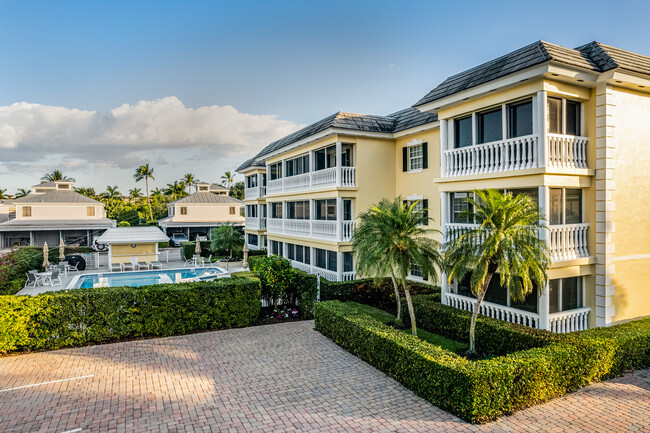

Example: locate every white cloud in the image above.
[0,97,303,166]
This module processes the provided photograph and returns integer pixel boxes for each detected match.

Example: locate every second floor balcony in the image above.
[244,186,266,200]
[245,216,266,231]
[267,166,356,195]
[266,218,355,242]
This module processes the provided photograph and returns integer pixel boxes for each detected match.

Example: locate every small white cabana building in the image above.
[96,227,169,266]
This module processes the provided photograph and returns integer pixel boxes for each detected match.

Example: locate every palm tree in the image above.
[210,223,243,259]
[102,185,122,199]
[74,187,96,199]
[182,173,199,194]
[151,187,164,199]
[221,171,234,189]
[134,164,155,221]
[444,189,549,354]
[14,188,30,198]
[0,188,10,199]
[41,170,75,182]
[164,181,186,201]
[353,197,442,336]
[129,188,143,201]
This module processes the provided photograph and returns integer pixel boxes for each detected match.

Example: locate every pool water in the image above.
[69,267,229,289]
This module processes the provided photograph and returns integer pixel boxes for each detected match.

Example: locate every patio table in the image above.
[36,271,53,287]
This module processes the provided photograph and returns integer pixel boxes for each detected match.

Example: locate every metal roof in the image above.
[169,192,242,205]
[14,190,102,204]
[95,227,170,244]
[414,40,650,107]
[158,217,244,228]
[0,218,115,231]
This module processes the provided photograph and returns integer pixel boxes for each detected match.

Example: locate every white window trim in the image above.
[407,142,424,173]
[406,138,423,147]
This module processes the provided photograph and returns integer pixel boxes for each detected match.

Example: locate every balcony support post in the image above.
[538,185,550,330]
[337,251,344,282]
[440,191,449,305]
[335,141,342,187]
[440,119,448,177]
[539,281,550,330]
[536,90,547,168]
[336,197,343,242]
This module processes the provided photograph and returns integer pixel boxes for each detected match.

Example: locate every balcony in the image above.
[445,293,589,332]
[442,134,587,177]
[244,186,266,200]
[267,219,355,242]
[267,167,356,195]
[444,222,590,263]
[245,216,266,231]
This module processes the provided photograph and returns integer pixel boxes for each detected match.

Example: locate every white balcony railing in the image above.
[290,261,355,282]
[548,223,589,262]
[244,186,266,200]
[443,134,588,178]
[444,135,538,177]
[342,271,356,281]
[444,223,480,244]
[446,293,540,328]
[267,219,354,242]
[245,216,260,230]
[547,134,588,169]
[548,308,590,333]
[290,260,311,273]
[265,167,356,195]
[312,266,339,282]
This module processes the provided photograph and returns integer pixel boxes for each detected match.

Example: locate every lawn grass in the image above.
[344,302,468,354]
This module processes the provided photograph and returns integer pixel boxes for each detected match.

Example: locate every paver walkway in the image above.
[0,321,648,432]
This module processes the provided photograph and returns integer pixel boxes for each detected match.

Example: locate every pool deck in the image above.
[16,258,246,296]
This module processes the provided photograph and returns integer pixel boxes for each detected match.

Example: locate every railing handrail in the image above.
[443,133,538,155]
[446,292,540,321]
[546,133,588,140]
[548,306,590,318]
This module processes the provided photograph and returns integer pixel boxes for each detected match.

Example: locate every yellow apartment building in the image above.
[237,40,650,332]
[0,180,115,247]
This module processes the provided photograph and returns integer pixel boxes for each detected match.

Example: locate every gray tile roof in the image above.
[96,227,170,244]
[237,108,437,171]
[414,40,650,107]
[14,190,102,204]
[170,192,243,205]
[209,183,228,191]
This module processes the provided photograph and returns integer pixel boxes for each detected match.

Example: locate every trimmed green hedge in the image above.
[315,300,650,423]
[320,278,439,316]
[405,294,557,356]
[0,276,261,355]
[247,254,266,271]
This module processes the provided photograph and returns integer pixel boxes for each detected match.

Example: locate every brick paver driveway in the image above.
[1,321,648,433]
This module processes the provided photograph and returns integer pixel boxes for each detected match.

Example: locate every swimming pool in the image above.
[67,266,229,289]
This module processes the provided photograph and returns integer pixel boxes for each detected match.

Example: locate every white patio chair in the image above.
[110,263,123,272]
[44,269,63,287]
[24,272,42,288]
[150,261,163,270]
[122,261,134,271]
[131,257,141,271]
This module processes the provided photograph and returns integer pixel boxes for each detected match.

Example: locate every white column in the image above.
[440,191,449,305]
[440,119,448,177]
[538,185,550,330]
[336,197,343,242]
[337,251,344,281]
[501,104,507,140]
[536,90,547,168]
[335,141,342,187]
[309,199,314,237]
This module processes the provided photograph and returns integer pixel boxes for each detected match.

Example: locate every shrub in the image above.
[117,221,131,227]
[248,249,268,257]
[158,241,170,249]
[247,255,266,270]
[0,276,261,355]
[256,255,294,310]
[181,241,225,259]
[320,278,439,316]
[314,300,650,423]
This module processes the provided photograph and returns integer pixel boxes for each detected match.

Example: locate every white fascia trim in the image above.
[237,167,266,175]
[393,121,440,137]
[406,194,423,201]
[407,169,423,174]
[417,63,552,113]
[602,70,650,89]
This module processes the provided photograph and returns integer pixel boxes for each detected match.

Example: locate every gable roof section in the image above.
[170,192,242,205]
[414,40,650,107]
[13,190,101,204]
[96,227,169,244]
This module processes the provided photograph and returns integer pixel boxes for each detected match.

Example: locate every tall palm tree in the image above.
[221,171,234,189]
[14,188,30,198]
[210,223,243,259]
[353,197,442,336]
[0,188,10,199]
[129,188,143,201]
[74,187,96,199]
[102,185,122,199]
[41,170,75,182]
[182,173,199,194]
[151,187,164,199]
[444,189,549,354]
[134,164,155,221]
[164,181,186,201]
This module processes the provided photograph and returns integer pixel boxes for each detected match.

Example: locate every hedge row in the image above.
[314,300,650,423]
[0,276,261,355]
[0,246,94,295]
[404,295,558,356]
[320,278,439,316]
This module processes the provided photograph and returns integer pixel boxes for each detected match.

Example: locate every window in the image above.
[406,198,429,225]
[271,240,283,255]
[246,175,258,188]
[315,248,337,271]
[403,142,428,172]
[410,265,423,279]
[450,192,474,224]
[246,205,258,218]
[549,188,582,225]
[549,277,583,313]
[247,234,258,246]
[285,155,310,177]
[454,115,473,148]
[295,244,303,262]
[286,243,295,260]
[315,145,337,171]
[315,199,336,220]
[343,200,353,221]
[261,173,267,187]
[22,206,32,217]
[343,252,353,272]
[477,107,502,144]
[87,206,95,216]
[180,207,187,215]
[270,202,283,219]
[286,244,311,264]
[508,99,533,138]
[270,162,282,180]
[230,207,236,215]
[341,144,353,167]
[507,188,539,209]
[457,273,538,313]
[548,97,581,135]
[286,201,310,220]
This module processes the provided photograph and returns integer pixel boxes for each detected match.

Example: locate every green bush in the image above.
[0,246,94,295]
[158,241,170,249]
[320,277,439,316]
[314,300,650,423]
[247,249,267,257]
[0,276,261,355]
[181,241,230,259]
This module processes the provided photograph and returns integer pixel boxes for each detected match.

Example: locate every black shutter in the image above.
[402,147,408,171]
[423,199,429,225]
[422,142,428,169]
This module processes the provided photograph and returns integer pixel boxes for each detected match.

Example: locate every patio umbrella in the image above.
[42,242,50,269]
[59,238,65,260]
[195,235,201,255]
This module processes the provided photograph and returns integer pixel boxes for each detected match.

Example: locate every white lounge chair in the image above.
[110,263,123,272]
[44,269,63,287]
[140,261,152,270]
[131,257,142,271]
[122,261,134,271]
[150,261,163,270]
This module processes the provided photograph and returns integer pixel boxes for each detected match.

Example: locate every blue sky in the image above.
[0,0,648,193]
